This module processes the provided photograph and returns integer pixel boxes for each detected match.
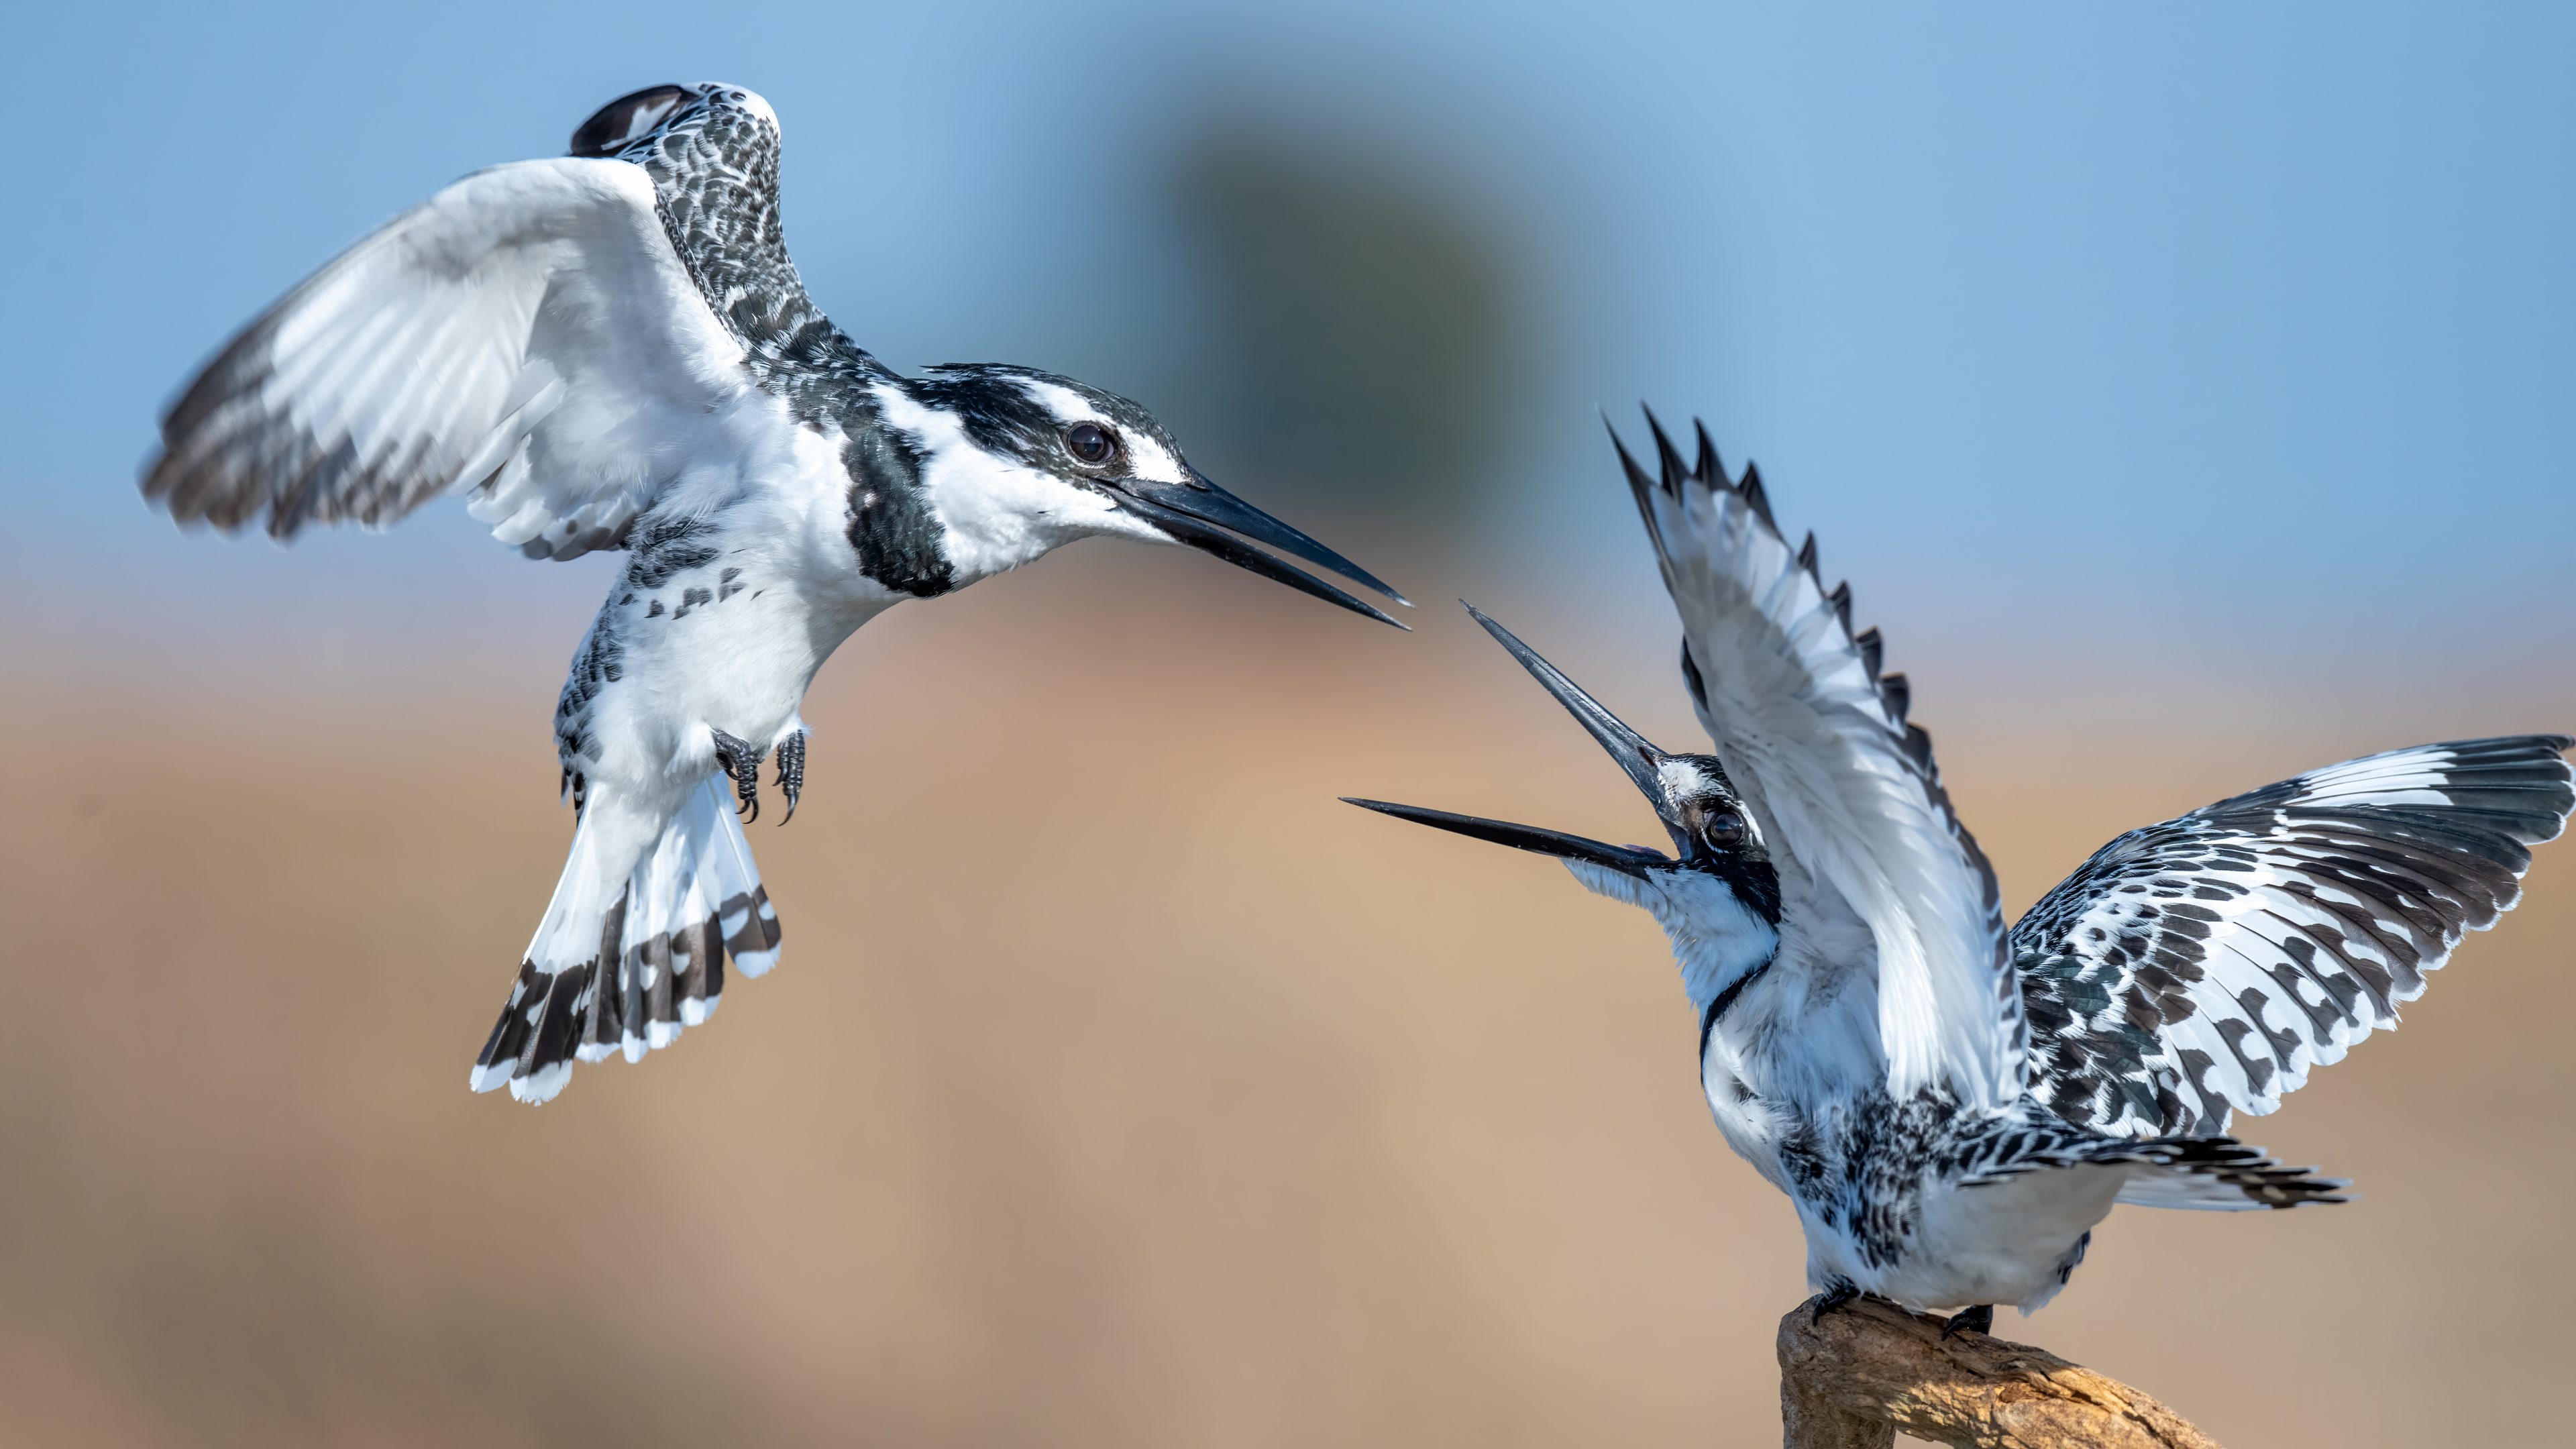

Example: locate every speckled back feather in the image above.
[2013,735,2574,1136]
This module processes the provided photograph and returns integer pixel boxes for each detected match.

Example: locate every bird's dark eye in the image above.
[1066,423,1118,466]
[1702,811,1747,849]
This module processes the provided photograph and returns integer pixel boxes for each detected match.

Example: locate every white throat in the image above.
[1561,860,1780,1015]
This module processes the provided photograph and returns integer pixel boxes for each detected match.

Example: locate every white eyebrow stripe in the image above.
[1014,378,1094,421]
[1013,378,1187,483]
[1658,758,1720,798]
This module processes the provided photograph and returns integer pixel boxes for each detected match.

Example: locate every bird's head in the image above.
[561,90,1403,625]
[1346,606,1780,1010]
[878,364,1408,625]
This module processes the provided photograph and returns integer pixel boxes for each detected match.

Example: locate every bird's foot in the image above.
[773,731,804,825]
[1941,1304,1994,1340]
[710,729,763,822]
[1811,1280,1862,1326]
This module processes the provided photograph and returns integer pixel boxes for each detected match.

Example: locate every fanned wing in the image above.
[143,157,754,559]
[1619,417,2021,1110]
[2016,736,2575,1138]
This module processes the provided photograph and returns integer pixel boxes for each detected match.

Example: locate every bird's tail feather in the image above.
[470,778,782,1103]
[2108,1139,2351,1211]
[1966,1134,2350,1210]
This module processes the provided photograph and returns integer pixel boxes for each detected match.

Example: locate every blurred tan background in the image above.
[9,5,2573,1444]
[3,535,2567,1449]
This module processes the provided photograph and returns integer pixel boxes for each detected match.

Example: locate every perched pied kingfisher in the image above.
[141,84,1407,1104]
[1348,418,2571,1330]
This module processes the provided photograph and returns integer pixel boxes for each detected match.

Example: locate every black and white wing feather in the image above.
[1619,417,2021,1110]
[2015,736,2574,1138]
[143,157,755,559]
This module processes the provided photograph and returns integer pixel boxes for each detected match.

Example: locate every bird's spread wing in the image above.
[2015,736,2574,1138]
[144,158,754,559]
[1618,419,2021,1110]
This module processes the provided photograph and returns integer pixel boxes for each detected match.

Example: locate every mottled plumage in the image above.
[1352,417,2567,1319]
[2015,735,2574,1138]
[144,83,1405,1103]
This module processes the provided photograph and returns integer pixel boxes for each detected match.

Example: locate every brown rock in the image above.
[1777,1295,2223,1449]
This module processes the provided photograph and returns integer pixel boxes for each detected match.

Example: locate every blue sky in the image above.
[7,1,2567,724]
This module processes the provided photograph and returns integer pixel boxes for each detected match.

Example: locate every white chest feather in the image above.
[557,423,902,798]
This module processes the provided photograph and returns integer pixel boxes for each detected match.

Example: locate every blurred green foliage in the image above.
[1161,117,1527,525]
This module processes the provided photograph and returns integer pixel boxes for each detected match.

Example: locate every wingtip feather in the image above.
[1690,418,1724,486]
[1736,462,1775,529]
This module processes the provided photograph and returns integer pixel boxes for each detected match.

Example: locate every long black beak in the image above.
[1462,605,1676,821]
[1342,604,1692,871]
[1112,470,1411,629]
[1340,798,1668,877]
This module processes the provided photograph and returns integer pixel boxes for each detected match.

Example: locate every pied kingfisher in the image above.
[141,84,1407,1104]
[1348,418,2570,1330]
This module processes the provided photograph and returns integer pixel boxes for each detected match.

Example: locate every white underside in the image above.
[1826,1165,2131,1315]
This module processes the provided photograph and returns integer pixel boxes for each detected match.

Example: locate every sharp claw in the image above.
[1941,1305,1994,1340]
[710,729,763,822]
[773,731,804,826]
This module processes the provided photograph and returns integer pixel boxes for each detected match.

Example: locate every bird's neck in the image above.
[1561,861,1780,1017]
[1657,873,1782,1019]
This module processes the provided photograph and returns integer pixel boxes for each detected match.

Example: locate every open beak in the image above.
[1342,604,1688,869]
[1460,605,1672,810]
[1110,468,1411,629]
[1340,798,1668,877]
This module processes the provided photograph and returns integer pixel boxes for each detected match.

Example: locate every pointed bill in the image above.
[1462,605,1668,805]
[1126,468,1411,606]
[1341,799,1668,877]
[1110,487,1409,629]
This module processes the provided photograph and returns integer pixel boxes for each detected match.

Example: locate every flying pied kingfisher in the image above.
[141,83,1408,1104]
[1347,417,2570,1331]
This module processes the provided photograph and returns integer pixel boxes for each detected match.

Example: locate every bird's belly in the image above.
[628,590,837,734]
[1875,1165,2128,1313]
[561,532,898,794]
